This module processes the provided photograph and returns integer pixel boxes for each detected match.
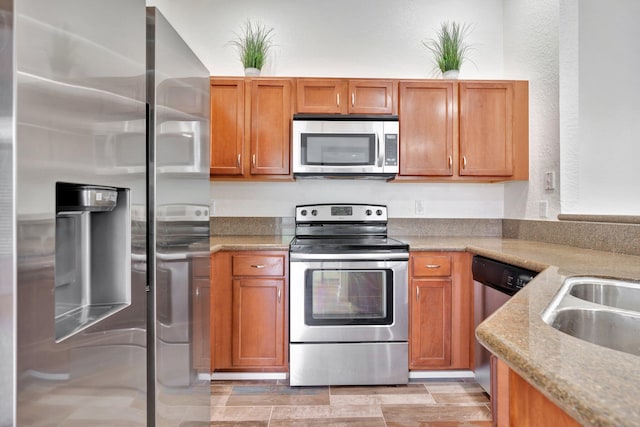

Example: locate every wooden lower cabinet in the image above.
[211,250,288,372]
[409,252,473,370]
[494,358,581,427]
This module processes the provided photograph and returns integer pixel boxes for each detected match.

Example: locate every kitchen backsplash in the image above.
[211,217,640,257]
[503,219,640,257]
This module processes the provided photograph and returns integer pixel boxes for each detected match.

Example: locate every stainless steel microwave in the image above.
[292,114,399,179]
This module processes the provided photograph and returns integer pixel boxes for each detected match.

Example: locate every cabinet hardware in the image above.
[448,156,452,169]
[196,288,200,297]
[416,287,420,301]
[336,93,340,107]
[252,154,256,167]
[250,264,265,269]
[237,154,241,167]
[277,288,281,303]
[351,93,355,106]
[426,264,441,269]
[462,156,467,169]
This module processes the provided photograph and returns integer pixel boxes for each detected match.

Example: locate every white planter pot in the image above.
[244,67,261,76]
[442,69,460,79]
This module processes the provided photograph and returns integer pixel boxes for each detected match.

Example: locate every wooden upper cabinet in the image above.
[248,79,292,175]
[296,79,346,114]
[210,77,293,179]
[210,79,244,175]
[459,81,528,178]
[399,81,456,176]
[296,78,396,115]
[348,80,394,114]
[396,79,528,181]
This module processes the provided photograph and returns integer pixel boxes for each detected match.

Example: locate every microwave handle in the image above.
[376,134,383,167]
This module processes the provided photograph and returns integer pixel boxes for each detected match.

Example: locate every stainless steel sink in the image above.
[550,308,640,356]
[542,276,640,357]
[569,278,640,312]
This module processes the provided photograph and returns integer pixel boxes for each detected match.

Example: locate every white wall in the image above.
[560,0,640,215]
[146,0,516,218]
[211,181,504,218]
[502,0,561,220]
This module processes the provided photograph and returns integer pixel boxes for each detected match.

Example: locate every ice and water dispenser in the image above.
[54,182,131,341]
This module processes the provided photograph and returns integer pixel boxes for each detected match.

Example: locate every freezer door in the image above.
[15,0,148,425]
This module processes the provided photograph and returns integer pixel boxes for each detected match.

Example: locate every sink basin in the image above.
[542,276,640,357]
[568,278,640,312]
[550,308,640,357]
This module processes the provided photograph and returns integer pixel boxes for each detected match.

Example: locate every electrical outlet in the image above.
[415,200,425,216]
[544,171,556,191]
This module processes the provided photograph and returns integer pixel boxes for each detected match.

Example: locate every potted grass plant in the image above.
[230,19,274,76]
[423,21,472,79]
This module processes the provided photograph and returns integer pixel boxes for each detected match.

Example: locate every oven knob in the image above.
[311,209,318,216]
[366,209,372,216]
[300,209,307,216]
[376,209,383,216]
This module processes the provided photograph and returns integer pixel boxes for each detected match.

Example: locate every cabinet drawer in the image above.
[192,258,210,278]
[412,255,452,277]
[232,254,285,277]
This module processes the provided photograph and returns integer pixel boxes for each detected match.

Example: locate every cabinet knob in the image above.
[448,156,452,169]
[277,288,281,303]
[251,264,265,269]
[237,154,241,167]
[462,156,467,169]
[416,287,420,301]
[426,264,441,269]
[252,154,256,167]
[336,93,340,107]
[351,93,355,107]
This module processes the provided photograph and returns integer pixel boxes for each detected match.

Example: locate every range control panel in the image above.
[295,204,387,222]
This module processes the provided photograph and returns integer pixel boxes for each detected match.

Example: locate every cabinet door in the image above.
[399,81,456,176]
[348,80,394,114]
[410,279,452,368]
[459,82,514,176]
[210,79,244,175]
[296,78,347,114]
[249,79,292,175]
[192,282,210,372]
[232,278,285,367]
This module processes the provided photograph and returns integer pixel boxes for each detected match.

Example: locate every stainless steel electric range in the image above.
[289,203,409,386]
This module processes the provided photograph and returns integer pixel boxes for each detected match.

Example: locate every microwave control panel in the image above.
[384,134,398,166]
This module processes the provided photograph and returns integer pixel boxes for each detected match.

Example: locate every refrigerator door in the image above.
[147,7,211,427]
[1,2,15,426]
[15,0,147,425]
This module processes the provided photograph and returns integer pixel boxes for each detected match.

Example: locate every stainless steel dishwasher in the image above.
[472,256,537,396]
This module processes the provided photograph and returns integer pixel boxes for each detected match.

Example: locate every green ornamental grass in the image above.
[231,20,274,70]
[423,21,472,73]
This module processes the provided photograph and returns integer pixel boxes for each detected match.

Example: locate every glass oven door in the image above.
[290,259,408,343]
[305,269,393,326]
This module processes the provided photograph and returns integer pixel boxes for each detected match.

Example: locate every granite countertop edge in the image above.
[210,235,640,426]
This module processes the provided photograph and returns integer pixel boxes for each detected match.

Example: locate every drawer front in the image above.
[232,254,285,277]
[412,255,452,277]
[192,258,210,278]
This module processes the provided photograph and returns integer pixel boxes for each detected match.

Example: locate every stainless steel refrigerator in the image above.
[0,2,210,426]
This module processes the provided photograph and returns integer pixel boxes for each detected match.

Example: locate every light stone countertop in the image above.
[210,235,640,426]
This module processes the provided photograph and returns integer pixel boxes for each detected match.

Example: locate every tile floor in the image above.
[211,378,493,426]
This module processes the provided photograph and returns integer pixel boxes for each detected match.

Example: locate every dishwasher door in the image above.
[473,281,511,395]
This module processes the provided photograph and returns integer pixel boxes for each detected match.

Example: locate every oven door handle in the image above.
[290,252,409,262]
